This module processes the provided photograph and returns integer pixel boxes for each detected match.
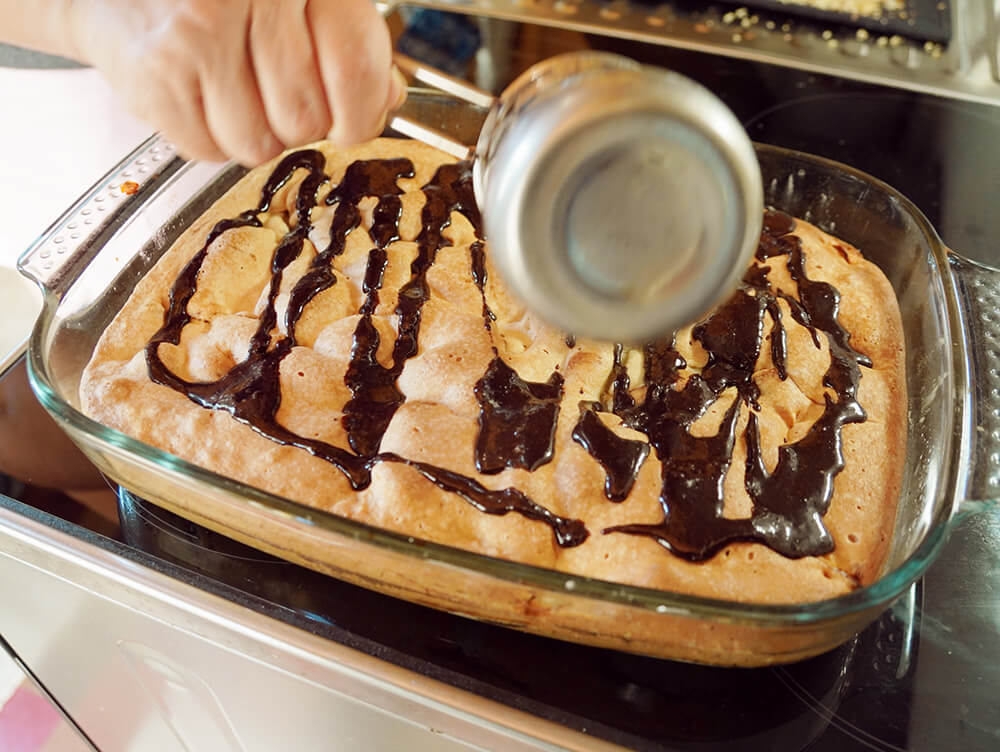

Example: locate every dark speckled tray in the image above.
[718,0,951,43]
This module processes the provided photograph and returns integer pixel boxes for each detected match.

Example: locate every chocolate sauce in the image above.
[146,157,868,562]
[469,241,496,329]
[692,288,767,410]
[762,207,796,236]
[607,375,746,560]
[474,358,564,474]
[339,160,412,457]
[572,404,649,502]
[146,151,586,546]
[608,343,636,415]
[469,234,565,476]
[384,453,587,547]
[737,228,870,557]
[470,240,487,290]
[343,247,397,457]
[758,208,801,261]
[601,208,871,560]
[764,297,788,381]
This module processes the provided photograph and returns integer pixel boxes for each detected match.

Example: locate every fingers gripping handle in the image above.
[951,252,1000,502]
[389,52,493,160]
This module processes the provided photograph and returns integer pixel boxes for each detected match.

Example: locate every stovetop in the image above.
[112,489,923,751]
[2,39,1000,752]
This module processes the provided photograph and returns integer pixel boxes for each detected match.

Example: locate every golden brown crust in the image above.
[80,138,906,604]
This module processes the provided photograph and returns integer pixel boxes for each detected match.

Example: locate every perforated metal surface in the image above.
[384,0,1000,106]
[950,253,1000,499]
[732,0,951,43]
[18,137,177,291]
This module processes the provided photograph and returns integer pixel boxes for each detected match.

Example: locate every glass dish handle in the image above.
[18,134,179,297]
[949,251,1000,506]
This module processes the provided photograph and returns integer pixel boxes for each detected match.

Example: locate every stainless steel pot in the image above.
[393,52,763,342]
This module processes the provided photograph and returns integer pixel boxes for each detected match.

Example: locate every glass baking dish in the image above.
[17,91,1000,667]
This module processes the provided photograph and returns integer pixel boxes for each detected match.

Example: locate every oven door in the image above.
[0,500,602,752]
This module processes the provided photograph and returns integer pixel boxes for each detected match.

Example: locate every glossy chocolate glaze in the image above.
[470,233,566,476]
[572,404,649,502]
[146,151,866,561]
[609,343,637,415]
[474,358,564,474]
[146,151,587,547]
[603,209,869,560]
[469,240,496,329]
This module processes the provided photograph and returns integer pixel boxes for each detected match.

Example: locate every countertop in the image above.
[0,58,151,365]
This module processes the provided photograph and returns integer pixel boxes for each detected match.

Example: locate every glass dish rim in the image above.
[24,137,967,627]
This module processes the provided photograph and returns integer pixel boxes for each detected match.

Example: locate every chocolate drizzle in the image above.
[146,151,586,547]
[386,453,587,546]
[608,343,636,415]
[474,358,564,474]
[692,288,768,410]
[146,154,868,563]
[469,240,496,331]
[572,404,649,502]
[597,209,871,560]
[340,159,411,457]
[569,345,648,500]
[739,213,871,557]
[470,221,565,476]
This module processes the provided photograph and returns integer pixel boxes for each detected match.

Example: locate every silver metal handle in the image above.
[949,251,1000,502]
[394,53,495,109]
[18,135,178,295]
[388,115,474,161]
[389,53,493,160]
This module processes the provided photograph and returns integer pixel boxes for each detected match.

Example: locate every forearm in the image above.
[0,0,84,61]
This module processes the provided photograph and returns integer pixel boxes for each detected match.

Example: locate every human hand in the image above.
[68,0,405,164]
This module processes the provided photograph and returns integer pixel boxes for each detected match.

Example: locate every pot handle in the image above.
[949,251,1000,505]
[17,134,180,297]
[388,53,485,160]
